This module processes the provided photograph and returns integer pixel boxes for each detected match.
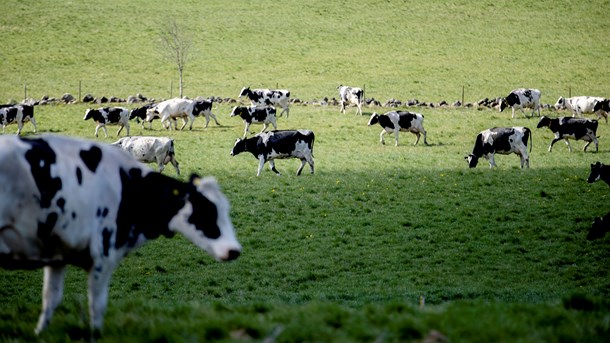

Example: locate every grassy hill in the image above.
[1,0,609,102]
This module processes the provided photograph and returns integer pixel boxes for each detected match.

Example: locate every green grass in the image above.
[1,0,610,341]
[1,0,609,102]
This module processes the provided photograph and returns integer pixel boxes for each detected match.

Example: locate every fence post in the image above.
[24,84,27,102]
[568,86,571,98]
[363,84,366,100]
[79,81,82,102]
[170,81,173,99]
[461,85,465,105]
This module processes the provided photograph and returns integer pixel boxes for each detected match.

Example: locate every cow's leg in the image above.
[340,102,346,114]
[413,132,421,145]
[269,160,281,175]
[260,123,269,134]
[564,138,573,152]
[116,125,124,137]
[296,159,306,175]
[379,130,387,145]
[304,153,315,174]
[170,156,180,175]
[88,261,117,333]
[35,266,67,334]
[356,103,362,116]
[394,129,400,146]
[16,121,23,135]
[257,156,266,176]
[180,117,189,130]
[243,123,250,138]
[30,117,37,132]
[548,137,563,152]
[270,118,277,130]
[511,108,516,119]
[488,153,496,168]
[422,129,429,145]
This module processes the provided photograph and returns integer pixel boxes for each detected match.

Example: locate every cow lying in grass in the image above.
[0,135,241,334]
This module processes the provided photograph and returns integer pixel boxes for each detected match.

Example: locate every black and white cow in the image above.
[83,107,130,138]
[589,212,610,240]
[499,88,541,118]
[367,111,429,146]
[129,103,156,129]
[230,106,277,138]
[465,127,532,168]
[230,130,315,176]
[146,98,220,130]
[555,96,609,123]
[112,136,180,175]
[338,85,364,115]
[0,135,241,334]
[536,116,598,152]
[587,162,610,187]
[0,104,37,135]
[238,87,291,118]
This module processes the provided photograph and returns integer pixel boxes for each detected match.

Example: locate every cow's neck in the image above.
[115,168,188,249]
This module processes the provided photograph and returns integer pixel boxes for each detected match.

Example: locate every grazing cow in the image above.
[589,212,610,240]
[587,162,610,187]
[230,130,315,176]
[129,103,156,129]
[146,98,220,130]
[0,104,37,135]
[112,136,180,175]
[0,135,241,334]
[83,107,130,138]
[338,85,364,115]
[498,88,542,118]
[238,87,291,118]
[536,116,598,152]
[367,111,429,146]
[465,127,532,168]
[555,96,609,123]
[230,106,277,138]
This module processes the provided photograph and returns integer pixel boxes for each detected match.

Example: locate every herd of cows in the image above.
[0,85,609,334]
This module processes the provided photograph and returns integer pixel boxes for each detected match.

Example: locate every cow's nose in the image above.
[225,249,241,261]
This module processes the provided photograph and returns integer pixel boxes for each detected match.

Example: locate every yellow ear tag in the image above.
[192,177,202,186]
[173,189,180,196]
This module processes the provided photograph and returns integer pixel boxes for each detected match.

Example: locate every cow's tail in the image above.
[310,131,315,158]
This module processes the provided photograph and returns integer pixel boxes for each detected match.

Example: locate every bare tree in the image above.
[159,20,192,98]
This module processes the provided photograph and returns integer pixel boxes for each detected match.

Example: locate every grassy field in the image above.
[1,0,609,342]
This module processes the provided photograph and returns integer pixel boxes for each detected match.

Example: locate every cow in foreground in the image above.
[587,162,610,187]
[231,130,315,176]
[231,106,278,138]
[465,127,532,168]
[146,98,220,130]
[0,104,37,135]
[112,136,180,175]
[83,107,130,138]
[498,88,541,118]
[338,85,364,115]
[367,111,429,146]
[536,116,598,152]
[0,135,241,334]
[238,87,291,117]
[555,96,609,123]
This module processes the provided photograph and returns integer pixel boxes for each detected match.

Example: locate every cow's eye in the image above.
[188,193,221,239]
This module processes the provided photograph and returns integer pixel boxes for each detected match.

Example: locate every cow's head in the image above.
[83,109,95,120]
[230,138,246,156]
[230,106,243,117]
[238,87,250,98]
[498,98,508,112]
[145,107,159,122]
[536,116,551,129]
[588,162,604,183]
[588,216,609,240]
[554,97,566,110]
[367,113,380,126]
[172,175,241,261]
[465,154,479,168]
[594,99,610,113]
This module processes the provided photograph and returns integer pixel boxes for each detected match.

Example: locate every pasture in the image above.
[1,0,609,342]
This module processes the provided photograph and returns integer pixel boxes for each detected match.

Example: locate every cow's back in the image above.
[0,135,146,265]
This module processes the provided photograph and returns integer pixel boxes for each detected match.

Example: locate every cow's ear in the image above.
[189,174,202,186]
